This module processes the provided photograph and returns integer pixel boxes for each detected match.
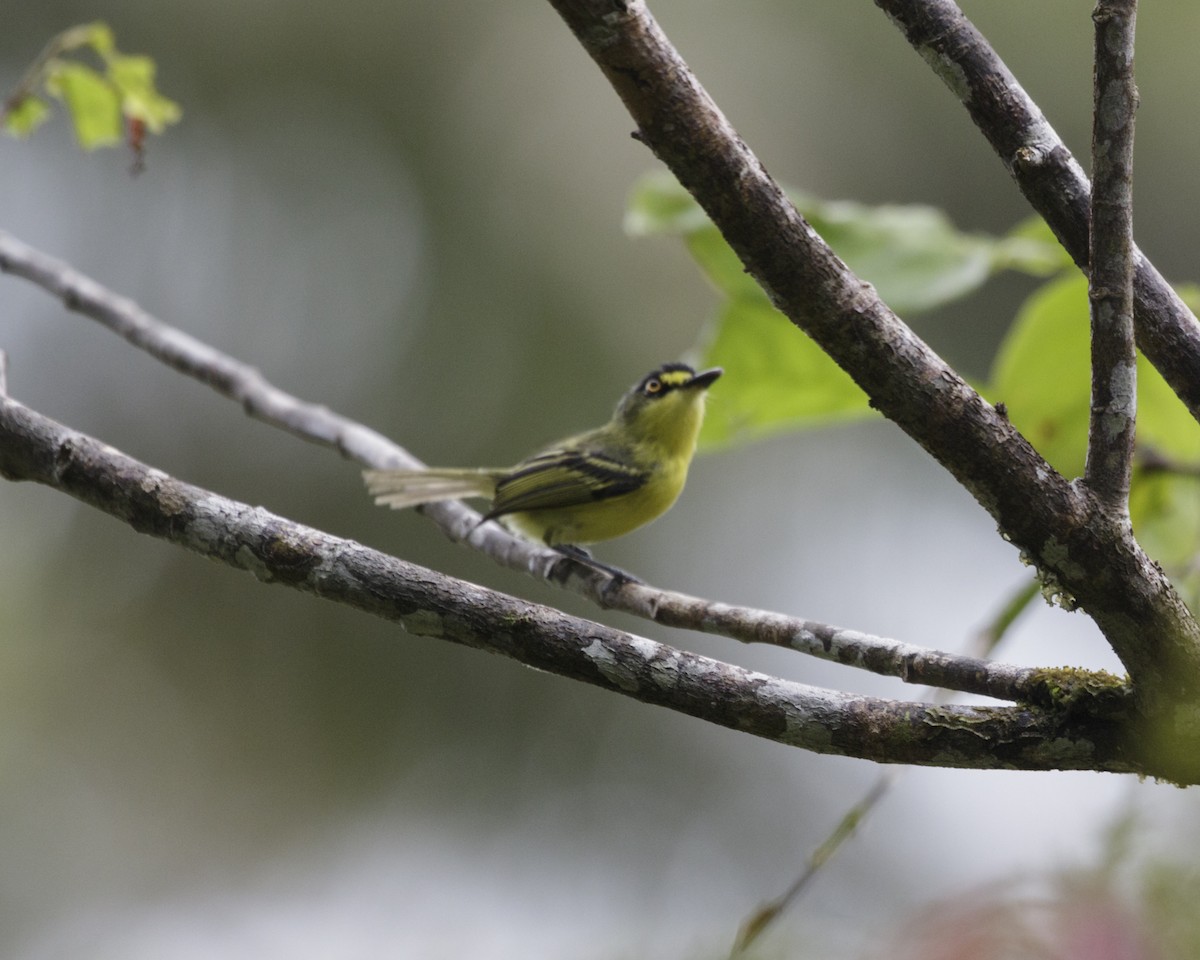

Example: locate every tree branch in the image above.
[0,228,1061,703]
[0,390,1140,773]
[618,584,1048,703]
[544,0,1200,732]
[1085,0,1138,512]
[730,772,897,957]
[874,0,1200,426]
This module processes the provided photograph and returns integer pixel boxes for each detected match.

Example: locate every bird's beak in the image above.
[687,367,723,389]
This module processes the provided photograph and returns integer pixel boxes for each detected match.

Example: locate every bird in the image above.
[363,362,722,571]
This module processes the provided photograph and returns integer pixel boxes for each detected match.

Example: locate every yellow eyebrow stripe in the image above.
[658,371,692,387]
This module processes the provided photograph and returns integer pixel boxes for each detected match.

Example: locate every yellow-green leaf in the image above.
[624,176,712,236]
[988,274,1093,477]
[108,54,181,131]
[987,272,1200,570]
[627,172,1065,315]
[3,95,50,137]
[53,22,115,58]
[998,216,1077,275]
[698,299,872,449]
[44,61,121,149]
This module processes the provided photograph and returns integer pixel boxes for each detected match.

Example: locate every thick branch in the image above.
[874,0,1200,425]
[545,0,1200,724]
[0,228,1056,702]
[1085,0,1138,511]
[0,392,1137,772]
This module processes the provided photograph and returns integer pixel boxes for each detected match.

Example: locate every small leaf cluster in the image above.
[3,22,180,156]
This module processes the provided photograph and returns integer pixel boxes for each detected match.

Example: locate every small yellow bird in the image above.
[364,362,722,561]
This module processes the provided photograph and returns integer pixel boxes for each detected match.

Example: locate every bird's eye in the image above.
[644,378,663,395]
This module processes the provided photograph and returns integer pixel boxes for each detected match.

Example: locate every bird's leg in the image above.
[553,544,643,589]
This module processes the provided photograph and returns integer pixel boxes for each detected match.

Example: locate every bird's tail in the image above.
[363,467,500,510]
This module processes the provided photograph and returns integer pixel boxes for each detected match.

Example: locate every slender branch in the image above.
[2,24,94,117]
[0,392,1138,772]
[971,578,1041,653]
[619,583,1050,702]
[873,0,1200,426]
[0,228,1064,702]
[730,772,896,957]
[1137,448,1200,479]
[544,0,1200,726]
[1085,0,1138,511]
[0,232,422,464]
[0,228,572,583]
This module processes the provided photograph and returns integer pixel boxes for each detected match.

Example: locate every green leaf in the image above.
[1129,343,1200,573]
[988,273,1093,477]
[44,61,122,149]
[3,95,50,137]
[624,176,712,236]
[1173,283,1200,317]
[683,227,767,304]
[52,21,116,58]
[998,216,1077,275]
[107,53,182,132]
[627,173,1066,315]
[1130,471,1200,580]
[987,272,1200,571]
[802,198,992,313]
[698,299,872,449]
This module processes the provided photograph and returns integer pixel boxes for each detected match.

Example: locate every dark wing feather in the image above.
[486,450,648,519]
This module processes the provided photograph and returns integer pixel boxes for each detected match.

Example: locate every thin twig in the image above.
[0,228,1063,702]
[1137,448,1200,479]
[1085,0,1138,511]
[874,0,1200,426]
[3,24,111,124]
[970,577,1042,654]
[730,772,897,957]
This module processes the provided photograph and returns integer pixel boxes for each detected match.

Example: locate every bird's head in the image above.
[614,362,723,455]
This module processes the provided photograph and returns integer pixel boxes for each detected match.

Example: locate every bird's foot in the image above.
[553,544,643,593]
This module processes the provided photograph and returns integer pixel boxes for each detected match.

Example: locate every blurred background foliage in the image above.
[4,1,1200,957]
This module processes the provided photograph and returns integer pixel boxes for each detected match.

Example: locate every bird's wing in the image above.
[486,449,648,518]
